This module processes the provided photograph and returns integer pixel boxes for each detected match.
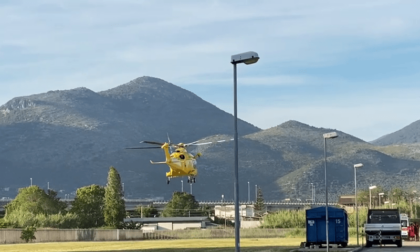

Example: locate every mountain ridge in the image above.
[1,76,420,201]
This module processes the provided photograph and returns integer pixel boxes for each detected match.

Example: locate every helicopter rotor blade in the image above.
[188,142,213,146]
[140,141,165,146]
[125,146,162,149]
[186,138,234,146]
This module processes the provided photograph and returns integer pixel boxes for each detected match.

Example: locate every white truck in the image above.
[364,209,402,247]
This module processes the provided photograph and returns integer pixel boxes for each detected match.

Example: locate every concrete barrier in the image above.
[0,229,143,244]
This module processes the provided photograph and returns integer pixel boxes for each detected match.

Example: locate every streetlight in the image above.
[181,180,184,192]
[255,184,257,203]
[323,131,338,252]
[122,183,125,193]
[354,163,363,246]
[47,182,50,190]
[231,51,259,252]
[190,183,193,194]
[369,185,377,209]
[378,193,384,208]
[30,178,32,186]
[222,194,226,228]
[248,182,250,203]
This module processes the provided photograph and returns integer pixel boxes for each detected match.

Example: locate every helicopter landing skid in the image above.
[167,177,170,184]
[187,177,196,184]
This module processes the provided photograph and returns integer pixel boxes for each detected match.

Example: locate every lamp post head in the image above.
[369,185,377,190]
[323,132,338,139]
[384,201,389,204]
[231,51,259,65]
[354,163,363,168]
[379,193,384,196]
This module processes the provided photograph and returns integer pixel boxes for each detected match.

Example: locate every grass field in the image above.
[0,236,360,252]
[0,238,303,252]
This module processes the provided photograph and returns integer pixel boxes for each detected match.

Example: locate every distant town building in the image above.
[338,195,355,206]
[124,216,212,231]
[214,204,255,219]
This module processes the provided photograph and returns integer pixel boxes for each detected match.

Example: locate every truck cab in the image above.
[364,209,402,247]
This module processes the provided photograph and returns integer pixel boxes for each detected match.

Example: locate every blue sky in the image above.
[1,0,420,141]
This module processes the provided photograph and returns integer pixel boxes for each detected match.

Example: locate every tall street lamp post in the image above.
[181,180,184,192]
[30,178,32,186]
[323,131,338,252]
[255,184,257,203]
[248,182,250,203]
[379,192,384,208]
[369,185,377,209]
[231,51,259,252]
[354,163,363,246]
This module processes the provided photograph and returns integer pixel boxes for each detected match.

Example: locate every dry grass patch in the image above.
[0,238,302,252]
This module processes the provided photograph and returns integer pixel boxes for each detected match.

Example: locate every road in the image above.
[360,241,420,251]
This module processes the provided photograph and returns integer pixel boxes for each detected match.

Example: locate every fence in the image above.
[0,229,143,244]
[0,228,292,243]
[142,228,290,240]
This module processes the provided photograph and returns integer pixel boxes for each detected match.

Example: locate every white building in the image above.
[214,204,255,219]
[124,217,212,231]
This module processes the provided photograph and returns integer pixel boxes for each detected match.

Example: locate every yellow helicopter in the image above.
[127,137,232,184]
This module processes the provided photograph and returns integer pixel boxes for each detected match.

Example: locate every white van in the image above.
[400,213,409,240]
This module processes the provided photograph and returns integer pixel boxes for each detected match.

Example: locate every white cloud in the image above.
[1,0,420,141]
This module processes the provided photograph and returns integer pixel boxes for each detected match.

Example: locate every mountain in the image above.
[0,76,259,200]
[1,76,420,202]
[371,120,420,146]
[199,120,420,201]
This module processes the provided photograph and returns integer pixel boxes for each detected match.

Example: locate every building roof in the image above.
[124,216,210,223]
[338,195,355,205]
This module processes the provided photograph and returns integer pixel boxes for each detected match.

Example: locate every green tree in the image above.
[104,166,126,228]
[136,204,159,217]
[162,192,199,217]
[5,186,66,216]
[254,187,265,216]
[20,226,36,243]
[70,185,105,228]
[357,189,370,207]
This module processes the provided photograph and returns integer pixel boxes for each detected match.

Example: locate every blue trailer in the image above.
[306,206,349,248]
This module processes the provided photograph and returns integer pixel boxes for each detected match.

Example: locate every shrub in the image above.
[20,226,36,243]
[261,210,306,228]
[5,209,79,228]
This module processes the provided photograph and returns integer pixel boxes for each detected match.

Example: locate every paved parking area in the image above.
[359,241,420,251]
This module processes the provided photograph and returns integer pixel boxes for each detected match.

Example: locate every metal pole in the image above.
[30,178,32,186]
[311,183,313,202]
[181,180,183,192]
[324,137,329,252]
[255,185,257,202]
[190,183,192,195]
[379,194,381,208]
[47,182,49,190]
[233,63,240,252]
[369,189,371,209]
[355,167,359,246]
[248,182,250,203]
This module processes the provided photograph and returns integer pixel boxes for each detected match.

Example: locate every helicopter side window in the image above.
[180,154,185,159]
